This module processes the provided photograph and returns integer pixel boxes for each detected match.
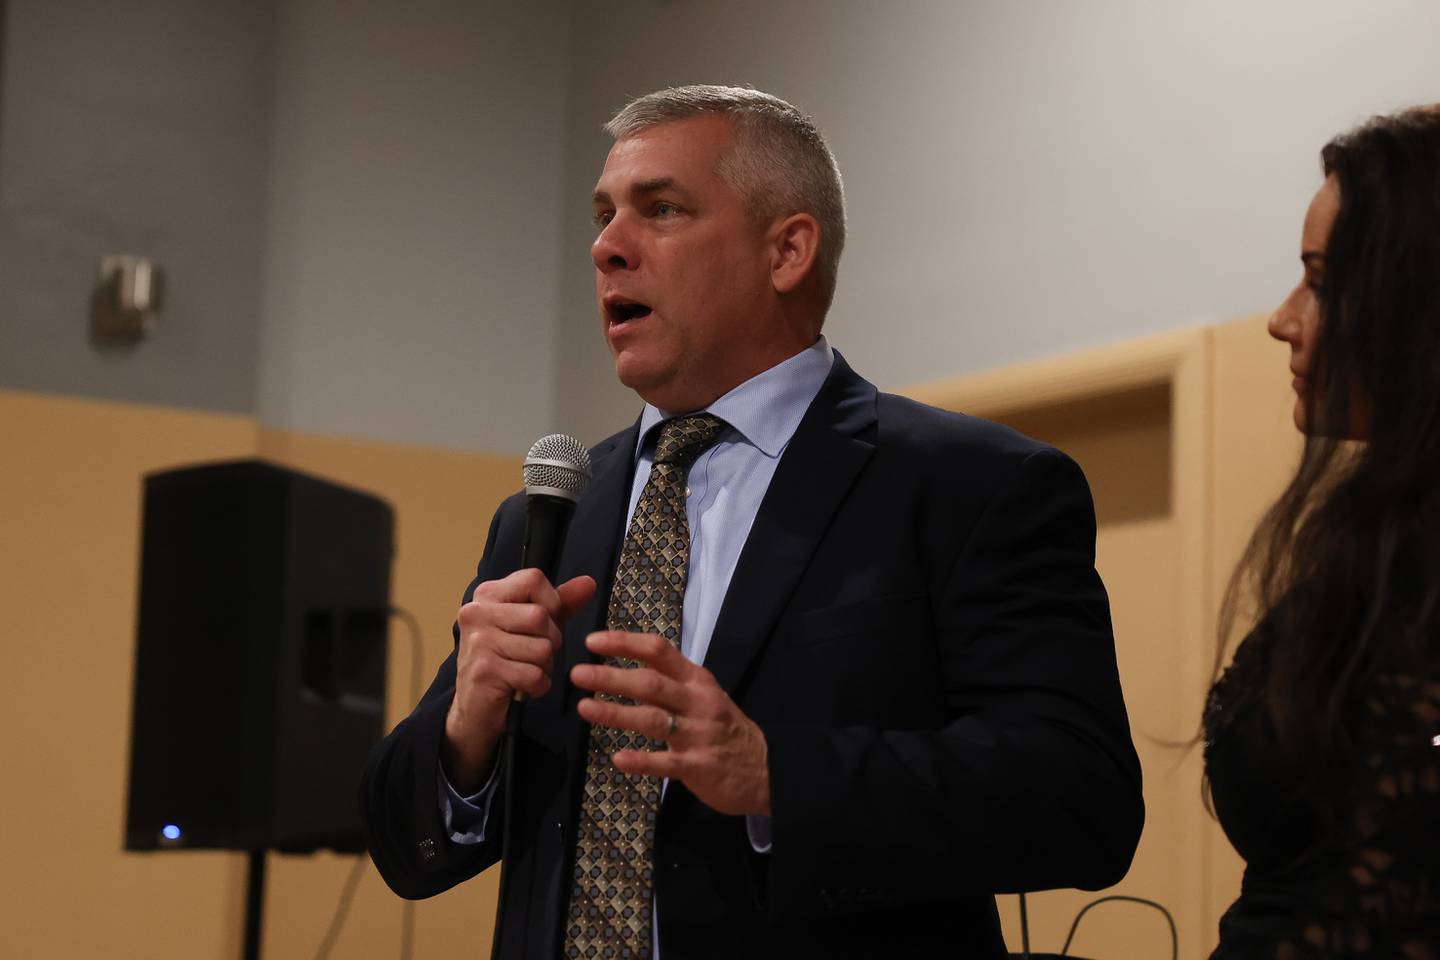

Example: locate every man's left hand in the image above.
[571,631,771,817]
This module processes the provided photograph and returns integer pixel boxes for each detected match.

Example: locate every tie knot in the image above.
[653,413,726,467]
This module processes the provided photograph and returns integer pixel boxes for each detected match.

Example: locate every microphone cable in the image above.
[1059,894,1177,960]
[491,433,591,958]
[311,856,367,960]
[490,699,523,960]
[389,606,425,960]
[307,605,425,960]
[1015,891,1178,959]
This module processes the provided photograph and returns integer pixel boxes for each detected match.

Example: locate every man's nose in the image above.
[591,217,634,274]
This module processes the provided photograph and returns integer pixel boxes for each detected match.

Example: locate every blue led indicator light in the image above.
[162,824,182,841]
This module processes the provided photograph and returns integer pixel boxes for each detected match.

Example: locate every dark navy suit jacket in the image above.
[360,354,1144,959]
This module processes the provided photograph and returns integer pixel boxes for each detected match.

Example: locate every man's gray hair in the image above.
[605,85,846,316]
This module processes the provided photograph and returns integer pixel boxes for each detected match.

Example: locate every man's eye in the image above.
[654,202,678,217]
[592,211,614,229]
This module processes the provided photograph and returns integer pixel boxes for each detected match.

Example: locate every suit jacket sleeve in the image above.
[762,446,1143,915]
[359,494,525,899]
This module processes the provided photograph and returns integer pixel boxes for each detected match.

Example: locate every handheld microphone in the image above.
[492,434,590,957]
[520,433,592,581]
[512,435,591,710]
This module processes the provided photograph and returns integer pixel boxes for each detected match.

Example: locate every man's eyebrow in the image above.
[592,178,681,207]
[631,177,677,196]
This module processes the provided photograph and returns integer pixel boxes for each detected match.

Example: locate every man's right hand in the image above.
[441,569,597,794]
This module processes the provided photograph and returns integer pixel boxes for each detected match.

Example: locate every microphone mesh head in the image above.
[523,434,592,502]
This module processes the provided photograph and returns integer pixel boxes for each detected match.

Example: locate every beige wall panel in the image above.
[1203,314,1305,926]
[0,388,257,960]
[908,329,1218,958]
[1207,314,1303,637]
[1168,331,1220,959]
[253,428,521,958]
[0,390,523,958]
[991,387,1193,958]
[912,318,1302,956]
[0,317,1300,957]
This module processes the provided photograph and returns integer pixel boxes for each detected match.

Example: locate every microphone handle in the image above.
[521,493,576,583]
[512,493,577,708]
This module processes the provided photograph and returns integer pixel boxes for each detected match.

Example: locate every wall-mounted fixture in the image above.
[92,255,163,344]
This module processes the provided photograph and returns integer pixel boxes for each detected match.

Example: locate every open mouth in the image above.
[606,298,653,326]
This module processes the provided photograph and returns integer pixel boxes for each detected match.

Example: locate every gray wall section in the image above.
[254,0,572,454]
[6,2,1440,452]
[0,0,571,454]
[0,0,275,414]
[552,0,1440,445]
[549,12,631,449]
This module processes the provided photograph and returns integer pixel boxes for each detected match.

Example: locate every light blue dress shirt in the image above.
[439,337,835,937]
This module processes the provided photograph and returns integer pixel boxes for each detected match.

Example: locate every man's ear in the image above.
[769,213,821,295]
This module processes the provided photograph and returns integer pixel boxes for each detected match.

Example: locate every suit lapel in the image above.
[557,426,638,675]
[703,355,878,696]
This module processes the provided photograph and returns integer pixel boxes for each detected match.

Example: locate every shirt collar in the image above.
[634,336,835,460]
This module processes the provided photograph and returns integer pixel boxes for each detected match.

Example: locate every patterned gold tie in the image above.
[563,413,726,960]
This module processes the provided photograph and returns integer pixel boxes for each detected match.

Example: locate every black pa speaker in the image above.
[125,459,394,854]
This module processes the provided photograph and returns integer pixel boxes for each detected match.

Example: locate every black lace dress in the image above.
[1204,623,1440,958]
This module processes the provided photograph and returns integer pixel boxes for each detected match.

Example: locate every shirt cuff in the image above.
[745,814,773,854]
[438,761,501,845]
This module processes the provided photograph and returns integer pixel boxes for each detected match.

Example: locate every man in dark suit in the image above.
[360,85,1143,959]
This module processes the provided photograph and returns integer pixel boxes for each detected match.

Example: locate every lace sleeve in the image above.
[1283,670,1440,958]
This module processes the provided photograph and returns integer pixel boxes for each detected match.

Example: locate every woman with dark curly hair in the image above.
[1205,106,1440,959]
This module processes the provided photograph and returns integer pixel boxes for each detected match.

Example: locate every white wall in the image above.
[552,0,1440,444]
[17,2,1431,455]
[255,0,571,453]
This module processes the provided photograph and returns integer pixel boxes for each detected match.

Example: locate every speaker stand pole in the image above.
[243,849,266,960]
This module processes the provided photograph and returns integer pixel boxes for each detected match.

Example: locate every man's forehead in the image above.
[593,116,733,194]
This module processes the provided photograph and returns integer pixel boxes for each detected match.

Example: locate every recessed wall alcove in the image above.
[905,314,1300,959]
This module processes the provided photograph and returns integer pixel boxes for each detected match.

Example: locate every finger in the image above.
[576,696,674,740]
[584,631,694,678]
[487,630,556,668]
[456,610,557,660]
[455,633,553,686]
[570,662,684,710]
[485,655,551,699]
[556,575,598,620]
[483,601,563,648]
[611,748,686,780]
[474,568,563,619]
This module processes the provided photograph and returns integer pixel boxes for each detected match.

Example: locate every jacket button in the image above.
[418,838,437,863]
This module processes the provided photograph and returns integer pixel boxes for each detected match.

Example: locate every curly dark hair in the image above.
[1216,105,1440,784]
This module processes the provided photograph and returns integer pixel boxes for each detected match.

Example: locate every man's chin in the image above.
[613,356,664,397]
[615,362,704,413]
